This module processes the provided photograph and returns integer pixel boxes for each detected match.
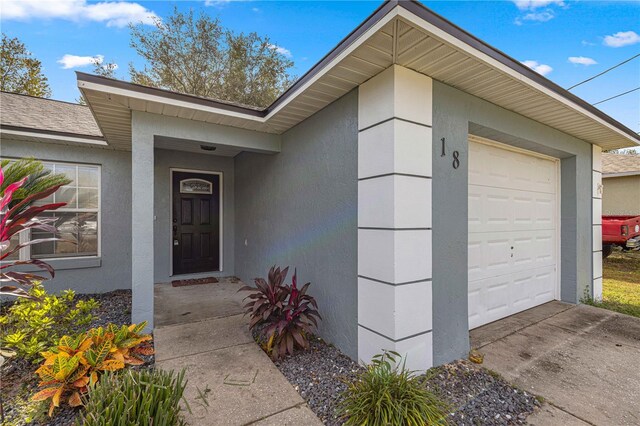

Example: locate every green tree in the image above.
[128,8,295,108]
[0,33,51,97]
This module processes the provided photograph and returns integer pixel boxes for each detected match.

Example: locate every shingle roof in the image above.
[0,91,103,138]
[602,152,640,176]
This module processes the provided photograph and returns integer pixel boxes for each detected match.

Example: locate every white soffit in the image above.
[78,2,639,151]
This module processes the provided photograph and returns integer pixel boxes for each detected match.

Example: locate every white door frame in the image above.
[468,135,562,323]
[169,168,224,277]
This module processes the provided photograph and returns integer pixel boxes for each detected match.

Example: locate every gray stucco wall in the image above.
[153,148,235,282]
[1,138,132,294]
[234,89,359,359]
[431,81,593,365]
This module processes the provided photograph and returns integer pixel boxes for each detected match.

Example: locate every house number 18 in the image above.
[441,138,460,169]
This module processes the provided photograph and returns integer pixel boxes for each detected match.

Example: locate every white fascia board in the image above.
[0,128,108,146]
[603,171,640,178]
[397,8,639,148]
[78,80,267,123]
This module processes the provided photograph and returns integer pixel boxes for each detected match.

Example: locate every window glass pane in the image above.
[78,166,99,188]
[32,213,98,259]
[31,213,56,258]
[78,188,98,209]
[55,164,76,182]
[56,186,77,209]
[2,234,20,261]
[77,213,98,255]
[24,162,100,260]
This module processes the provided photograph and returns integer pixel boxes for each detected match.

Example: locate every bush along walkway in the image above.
[1,289,155,426]
[153,280,322,426]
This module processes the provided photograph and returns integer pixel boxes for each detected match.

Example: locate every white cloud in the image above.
[512,0,564,10]
[568,56,597,66]
[0,0,158,27]
[268,44,292,58]
[58,54,103,69]
[515,9,555,24]
[521,60,553,76]
[251,7,260,13]
[603,31,640,48]
[57,54,119,71]
[205,0,249,7]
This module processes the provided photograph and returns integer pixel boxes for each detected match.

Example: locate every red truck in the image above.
[602,215,640,258]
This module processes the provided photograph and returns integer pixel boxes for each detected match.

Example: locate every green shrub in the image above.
[0,283,98,361]
[80,369,188,426]
[337,351,449,426]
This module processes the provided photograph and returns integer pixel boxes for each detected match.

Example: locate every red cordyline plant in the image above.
[240,266,290,329]
[241,266,321,360]
[0,165,66,299]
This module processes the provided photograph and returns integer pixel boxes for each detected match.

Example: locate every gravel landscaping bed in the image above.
[274,336,363,425]
[274,337,539,425]
[424,361,540,425]
[1,289,154,426]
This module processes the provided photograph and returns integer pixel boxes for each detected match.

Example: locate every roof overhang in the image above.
[603,171,640,178]
[78,0,640,151]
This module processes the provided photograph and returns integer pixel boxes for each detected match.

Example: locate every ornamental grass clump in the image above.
[337,351,449,426]
[80,369,187,426]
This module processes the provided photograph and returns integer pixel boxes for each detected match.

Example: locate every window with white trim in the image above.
[6,161,101,260]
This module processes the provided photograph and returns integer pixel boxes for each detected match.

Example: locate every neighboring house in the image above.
[602,153,640,216]
[2,1,639,371]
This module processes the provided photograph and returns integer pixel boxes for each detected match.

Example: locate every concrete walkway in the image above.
[470,301,640,426]
[153,278,322,425]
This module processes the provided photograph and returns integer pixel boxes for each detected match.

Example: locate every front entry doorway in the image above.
[171,170,221,275]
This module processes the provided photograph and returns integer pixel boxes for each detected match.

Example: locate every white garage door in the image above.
[468,138,558,329]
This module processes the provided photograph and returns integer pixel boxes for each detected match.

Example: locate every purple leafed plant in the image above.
[0,165,67,299]
[240,266,321,360]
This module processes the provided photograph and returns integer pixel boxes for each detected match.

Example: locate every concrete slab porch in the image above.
[153,279,322,426]
[154,277,246,327]
[470,301,640,425]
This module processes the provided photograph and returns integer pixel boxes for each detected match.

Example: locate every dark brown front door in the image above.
[172,171,220,275]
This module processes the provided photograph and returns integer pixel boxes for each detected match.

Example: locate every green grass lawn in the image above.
[587,249,640,318]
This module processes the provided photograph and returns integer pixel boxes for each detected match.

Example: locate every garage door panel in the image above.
[469,266,556,329]
[468,229,556,282]
[468,140,558,329]
[468,185,556,234]
[469,142,556,194]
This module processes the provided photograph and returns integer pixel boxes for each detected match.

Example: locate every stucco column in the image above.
[357,65,433,371]
[592,145,603,300]
[131,111,155,328]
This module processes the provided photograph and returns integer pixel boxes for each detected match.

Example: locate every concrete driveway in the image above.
[471,301,640,425]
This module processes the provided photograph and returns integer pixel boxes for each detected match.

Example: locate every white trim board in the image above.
[0,128,108,146]
[169,168,224,277]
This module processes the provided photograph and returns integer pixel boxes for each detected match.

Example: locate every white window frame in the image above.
[6,159,102,262]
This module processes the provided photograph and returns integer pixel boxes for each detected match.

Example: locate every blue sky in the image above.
[2,0,639,132]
